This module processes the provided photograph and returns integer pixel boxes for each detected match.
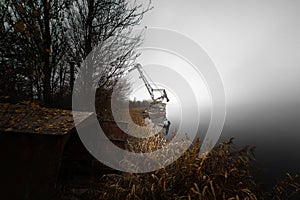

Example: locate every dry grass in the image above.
[57,135,300,200]
[129,107,148,126]
[57,109,300,199]
[99,137,263,200]
[270,172,300,199]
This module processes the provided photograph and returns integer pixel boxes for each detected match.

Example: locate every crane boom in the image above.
[129,63,169,103]
[129,63,155,101]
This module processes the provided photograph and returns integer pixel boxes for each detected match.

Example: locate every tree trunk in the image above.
[42,0,52,107]
[70,62,75,93]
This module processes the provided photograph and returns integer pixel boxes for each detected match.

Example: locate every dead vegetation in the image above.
[4,103,297,199]
[0,102,74,134]
[98,137,262,200]
[57,134,300,200]
[129,107,148,126]
[271,172,300,199]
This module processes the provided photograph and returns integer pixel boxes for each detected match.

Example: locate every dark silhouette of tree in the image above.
[0,0,68,106]
[64,0,151,113]
[0,0,151,108]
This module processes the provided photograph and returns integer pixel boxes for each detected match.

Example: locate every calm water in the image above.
[166,104,300,185]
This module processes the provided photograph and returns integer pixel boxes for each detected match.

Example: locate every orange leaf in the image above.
[31,102,40,109]
[16,6,25,14]
[2,103,10,110]
[14,21,25,33]
[33,10,39,17]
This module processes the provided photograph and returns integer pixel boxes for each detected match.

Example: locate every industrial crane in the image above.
[129,63,169,104]
[129,63,171,135]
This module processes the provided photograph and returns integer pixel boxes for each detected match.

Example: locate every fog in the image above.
[127,0,300,182]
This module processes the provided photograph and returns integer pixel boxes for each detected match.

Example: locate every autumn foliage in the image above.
[58,135,300,199]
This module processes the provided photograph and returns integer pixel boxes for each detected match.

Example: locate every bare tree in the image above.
[0,0,151,109]
[0,0,68,106]
[65,0,151,113]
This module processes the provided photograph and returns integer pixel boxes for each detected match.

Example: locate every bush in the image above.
[98,138,264,200]
[58,135,300,200]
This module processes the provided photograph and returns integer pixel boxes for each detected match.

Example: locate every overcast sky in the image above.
[125,0,300,180]
[129,0,300,124]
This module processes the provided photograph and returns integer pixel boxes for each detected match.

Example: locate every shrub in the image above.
[99,138,264,200]
[58,134,300,200]
[270,172,300,199]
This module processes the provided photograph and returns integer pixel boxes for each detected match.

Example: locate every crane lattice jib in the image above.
[135,64,155,101]
[129,63,169,103]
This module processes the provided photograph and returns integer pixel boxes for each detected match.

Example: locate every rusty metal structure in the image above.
[129,63,171,135]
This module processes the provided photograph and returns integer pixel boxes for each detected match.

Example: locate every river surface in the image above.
[165,103,300,185]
